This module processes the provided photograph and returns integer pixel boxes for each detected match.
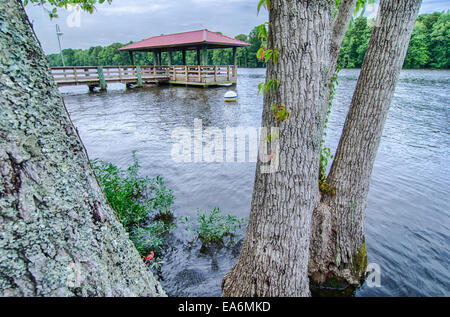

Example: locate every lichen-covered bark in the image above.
[222,0,335,297]
[0,0,165,297]
[309,0,422,287]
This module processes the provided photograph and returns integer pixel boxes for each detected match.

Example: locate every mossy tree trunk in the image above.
[0,0,165,296]
[309,0,422,288]
[222,0,336,297]
[222,0,360,297]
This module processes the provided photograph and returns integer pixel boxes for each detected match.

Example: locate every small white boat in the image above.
[224,90,238,102]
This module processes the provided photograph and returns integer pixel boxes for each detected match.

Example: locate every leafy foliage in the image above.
[353,0,375,17]
[254,5,286,125]
[23,0,112,18]
[93,154,151,229]
[319,61,341,197]
[182,208,247,246]
[257,0,271,14]
[319,146,335,196]
[92,152,175,264]
[131,221,175,269]
[426,11,449,69]
[271,104,290,122]
[258,78,279,96]
[340,12,449,69]
[339,16,372,68]
[404,21,431,68]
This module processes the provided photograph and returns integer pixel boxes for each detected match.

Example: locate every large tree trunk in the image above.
[222,0,335,297]
[309,0,422,288]
[0,0,165,296]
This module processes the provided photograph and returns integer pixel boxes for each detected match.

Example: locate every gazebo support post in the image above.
[153,51,159,66]
[129,51,135,66]
[232,47,237,67]
[200,45,208,65]
[182,50,186,66]
[168,51,173,66]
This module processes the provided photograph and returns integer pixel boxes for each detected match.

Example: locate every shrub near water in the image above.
[92,152,175,267]
[151,176,175,222]
[183,208,247,246]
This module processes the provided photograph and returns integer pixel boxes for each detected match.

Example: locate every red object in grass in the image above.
[144,251,155,261]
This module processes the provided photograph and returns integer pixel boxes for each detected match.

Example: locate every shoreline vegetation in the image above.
[92,152,247,275]
[47,12,449,70]
[92,152,176,270]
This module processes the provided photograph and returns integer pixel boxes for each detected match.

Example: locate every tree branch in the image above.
[329,0,357,80]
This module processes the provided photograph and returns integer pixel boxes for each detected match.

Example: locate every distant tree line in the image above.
[46,27,266,68]
[339,11,449,69]
[47,11,449,69]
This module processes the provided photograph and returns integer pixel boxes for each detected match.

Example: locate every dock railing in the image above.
[51,65,237,87]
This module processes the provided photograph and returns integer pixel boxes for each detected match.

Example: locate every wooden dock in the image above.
[51,65,237,90]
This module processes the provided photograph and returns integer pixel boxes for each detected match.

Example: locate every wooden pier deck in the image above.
[51,65,237,90]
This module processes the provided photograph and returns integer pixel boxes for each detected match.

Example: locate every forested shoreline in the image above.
[47,11,448,69]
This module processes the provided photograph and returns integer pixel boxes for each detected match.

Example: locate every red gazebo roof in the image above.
[119,29,250,52]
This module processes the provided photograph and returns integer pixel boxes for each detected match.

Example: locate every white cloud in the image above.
[98,3,169,16]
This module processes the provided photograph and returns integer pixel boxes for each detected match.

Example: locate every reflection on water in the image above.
[61,68,450,297]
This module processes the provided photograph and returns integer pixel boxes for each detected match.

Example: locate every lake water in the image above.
[61,68,450,297]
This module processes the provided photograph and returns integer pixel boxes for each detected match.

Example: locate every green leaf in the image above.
[257,47,264,61]
[272,49,280,63]
[264,49,273,63]
[257,23,268,41]
[257,0,271,15]
[258,82,264,95]
[272,78,280,91]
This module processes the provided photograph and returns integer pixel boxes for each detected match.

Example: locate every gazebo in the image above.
[119,29,249,66]
[118,29,250,86]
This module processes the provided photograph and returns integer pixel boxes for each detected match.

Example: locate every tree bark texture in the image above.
[0,0,165,297]
[222,0,335,297]
[309,0,422,287]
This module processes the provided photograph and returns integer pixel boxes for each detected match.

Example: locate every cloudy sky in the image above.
[24,0,449,54]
